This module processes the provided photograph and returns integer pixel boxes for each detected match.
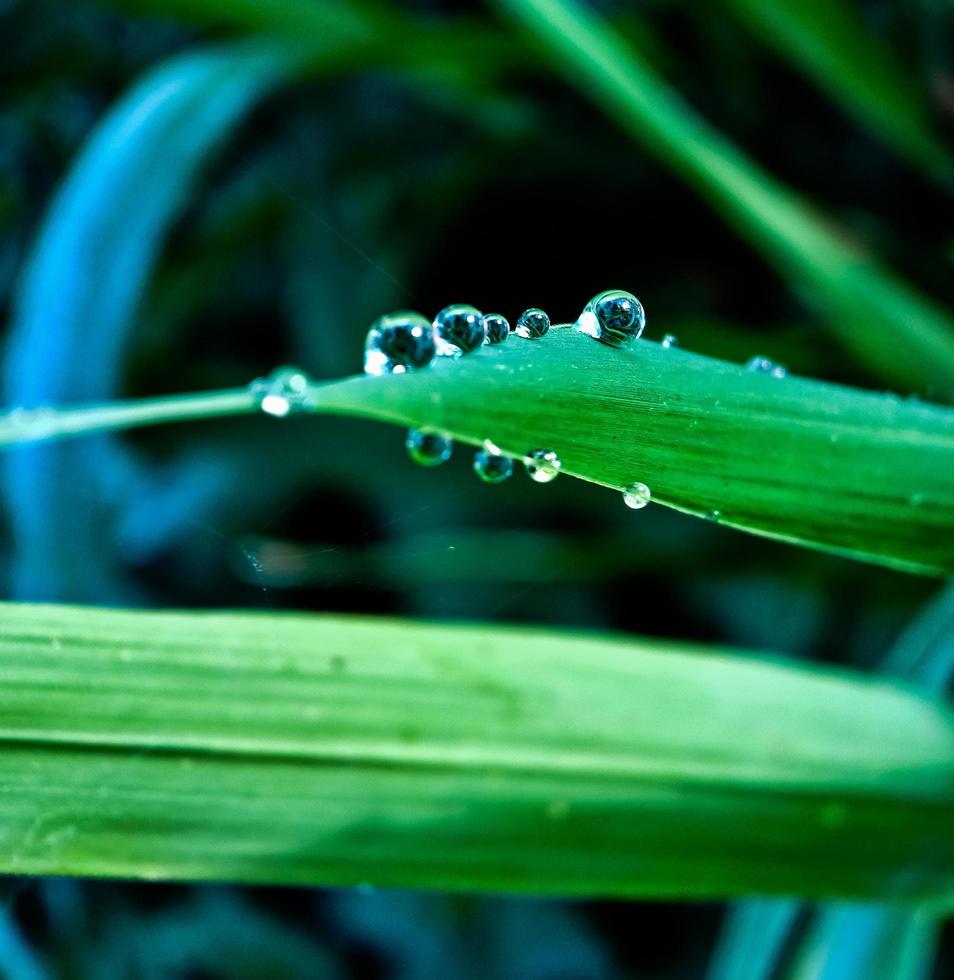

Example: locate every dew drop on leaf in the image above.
[576,289,645,347]
[405,429,452,467]
[622,482,652,509]
[250,366,313,417]
[524,449,561,483]
[482,313,510,345]
[515,308,550,339]
[473,448,513,483]
[661,334,678,349]
[746,355,787,378]
[364,311,436,375]
[434,304,486,356]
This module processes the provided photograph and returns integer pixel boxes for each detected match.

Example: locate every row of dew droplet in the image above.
[250,289,788,511]
[368,290,654,507]
[363,289,647,378]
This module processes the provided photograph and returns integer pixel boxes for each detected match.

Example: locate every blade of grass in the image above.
[2,601,954,902]
[786,904,939,980]
[94,0,523,83]
[2,41,298,601]
[493,0,954,397]
[709,583,954,980]
[706,900,802,980]
[1,332,953,574]
[723,0,954,188]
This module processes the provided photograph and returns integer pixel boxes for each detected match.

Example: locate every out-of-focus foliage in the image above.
[2,0,954,976]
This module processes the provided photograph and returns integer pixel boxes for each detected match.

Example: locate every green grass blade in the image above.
[493,0,954,396]
[314,333,954,575]
[2,602,954,901]
[723,0,954,188]
[710,583,954,980]
[94,0,521,82]
[1,332,952,574]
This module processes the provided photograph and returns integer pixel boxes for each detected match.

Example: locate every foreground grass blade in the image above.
[493,0,954,397]
[1,602,954,901]
[1,332,952,574]
[723,0,954,188]
[315,333,954,575]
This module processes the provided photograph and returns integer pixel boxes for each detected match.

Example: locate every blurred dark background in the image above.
[1,0,953,976]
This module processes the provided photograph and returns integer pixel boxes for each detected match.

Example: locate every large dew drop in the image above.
[250,366,313,417]
[622,482,652,509]
[364,311,436,375]
[524,449,561,483]
[434,304,486,356]
[515,308,550,339]
[576,289,645,348]
[746,355,787,378]
[405,429,452,467]
[482,313,510,345]
[473,447,513,483]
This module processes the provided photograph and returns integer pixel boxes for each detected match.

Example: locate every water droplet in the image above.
[250,366,313,417]
[576,289,645,347]
[661,334,678,349]
[622,482,652,509]
[473,448,513,483]
[434,304,486,356]
[707,509,722,522]
[405,428,452,467]
[524,449,561,483]
[2,406,57,439]
[364,311,436,375]
[746,355,787,378]
[482,313,510,345]
[515,308,550,339]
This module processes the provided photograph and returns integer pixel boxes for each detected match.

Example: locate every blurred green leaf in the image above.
[2,602,954,902]
[493,0,954,397]
[95,0,523,83]
[723,0,954,187]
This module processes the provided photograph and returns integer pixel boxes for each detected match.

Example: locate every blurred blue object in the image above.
[3,42,289,600]
[0,907,46,980]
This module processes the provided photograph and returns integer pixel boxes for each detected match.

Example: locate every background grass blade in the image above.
[2,602,954,901]
[722,0,954,188]
[0,331,952,574]
[706,900,801,980]
[709,582,954,980]
[786,905,939,980]
[493,0,954,397]
[2,42,295,602]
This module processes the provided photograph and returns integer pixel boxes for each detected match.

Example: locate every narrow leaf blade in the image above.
[1,603,954,902]
[315,332,954,575]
